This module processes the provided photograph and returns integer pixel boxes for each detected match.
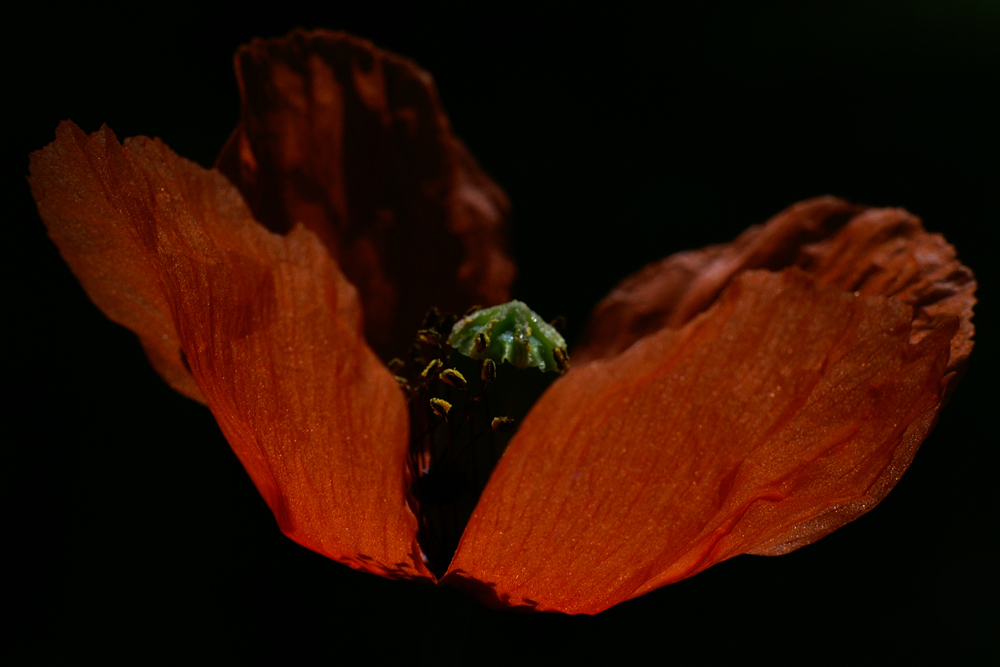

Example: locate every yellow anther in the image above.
[491,416,515,431]
[474,331,490,353]
[421,358,444,379]
[481,359,497,384]
[553,347,570,375]
[439,368,467,390]
[417,329,442,346]
[429,398,452,418]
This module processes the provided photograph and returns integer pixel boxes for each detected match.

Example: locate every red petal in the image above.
[799,206,976,385]
[574,197,861,364]
[446,269,955,613]
[31,122,432,581]
[216,29,515,359]
[575,197,976,384]
[30,126,205,403]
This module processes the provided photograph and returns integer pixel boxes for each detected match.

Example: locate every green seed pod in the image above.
[447,300,569,374]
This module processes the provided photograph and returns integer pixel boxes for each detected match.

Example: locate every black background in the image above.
[9,1,997,663]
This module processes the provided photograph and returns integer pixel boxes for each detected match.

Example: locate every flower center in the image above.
[392,301,569,577]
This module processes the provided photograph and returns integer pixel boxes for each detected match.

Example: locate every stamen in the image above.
[491,416,515,431]
[417,329,442,347]
[396,301,571,577]
[475,331,490,353]
[481,359,496,384]
[429,397,452,418]
[553,347,570,374]
[421,358,444,379]
[439,368,468,389]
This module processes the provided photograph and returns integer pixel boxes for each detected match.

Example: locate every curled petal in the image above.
[446,269,956,613]
[799,206,976,384]
[216,29,515,358]
[574,197,861,363]
[31,122,432,581]
[575,196,975,382]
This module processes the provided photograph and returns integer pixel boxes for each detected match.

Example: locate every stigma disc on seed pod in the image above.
[447,301,569,374]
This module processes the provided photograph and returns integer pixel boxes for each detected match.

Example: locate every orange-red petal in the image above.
[574,197,862,364]
[799,206,975,384]
[31,122,432,581]
[216,29,515,359]
[446,268,957,613]
[30,125,206,403]
[575,197,975,383]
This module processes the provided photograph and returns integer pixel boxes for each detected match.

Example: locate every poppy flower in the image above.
[29,30,975,615]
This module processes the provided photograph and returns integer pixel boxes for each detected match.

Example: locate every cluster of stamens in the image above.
[391,303,568,576]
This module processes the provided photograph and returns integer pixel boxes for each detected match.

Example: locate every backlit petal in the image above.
[216,29,515,359]
[447,269,956,613]
[799,206,975,384]
[574,197,861,364]
[30,125,205,402]
[31,122,432,580]
[575,197,975,384]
